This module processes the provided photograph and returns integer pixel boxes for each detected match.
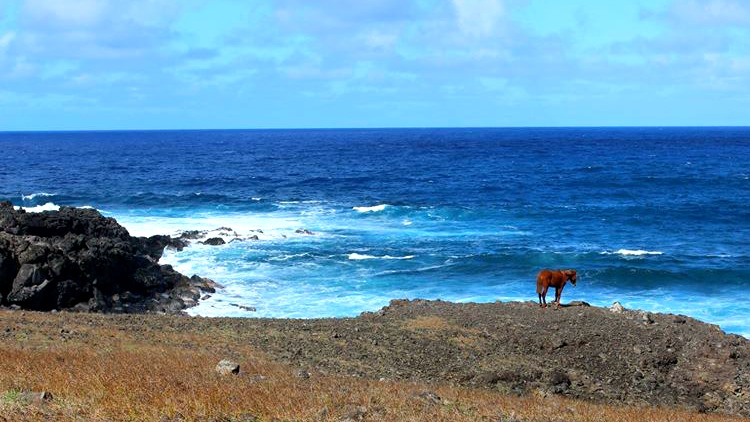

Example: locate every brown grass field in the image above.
[0,310,744,422]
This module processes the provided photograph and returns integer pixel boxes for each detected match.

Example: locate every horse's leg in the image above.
[541,286,548,308]
[555,285,564,309]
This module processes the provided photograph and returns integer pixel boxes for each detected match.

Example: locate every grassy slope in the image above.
[0,310,743,422]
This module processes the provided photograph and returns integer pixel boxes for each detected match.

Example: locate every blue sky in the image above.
[0,0,748,130]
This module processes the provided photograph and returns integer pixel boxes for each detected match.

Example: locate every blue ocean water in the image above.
[2,128,749,335]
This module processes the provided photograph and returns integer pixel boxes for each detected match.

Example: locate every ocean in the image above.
[2,127,749,336]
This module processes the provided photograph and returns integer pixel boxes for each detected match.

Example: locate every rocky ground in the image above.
[203,299,749,417]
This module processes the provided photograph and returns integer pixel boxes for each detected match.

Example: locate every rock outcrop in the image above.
[0,201,216,313]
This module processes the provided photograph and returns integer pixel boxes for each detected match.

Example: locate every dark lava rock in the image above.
[201,237,226,246]
[0,201,216,313]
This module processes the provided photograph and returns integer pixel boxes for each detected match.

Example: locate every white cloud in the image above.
[23,0,109,28]
[361,30,399,50]
[452,0,505,38]
[668,0,750,25]
[0,31,15,52]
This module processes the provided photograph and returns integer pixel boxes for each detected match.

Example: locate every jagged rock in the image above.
[0,201,216,313]
[215,359,240,376]
[610,301,625,314]
[201,237,225,246]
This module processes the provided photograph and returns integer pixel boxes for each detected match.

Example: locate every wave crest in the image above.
[353,204,389,213]
[348,253,415,260]
[602,249,664,256]
[21,192,56,201]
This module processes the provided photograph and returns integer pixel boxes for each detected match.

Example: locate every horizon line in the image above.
[2,125,750,134]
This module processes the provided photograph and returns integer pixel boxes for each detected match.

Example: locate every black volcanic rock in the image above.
[0,201,216,313]
[201,237,225,246]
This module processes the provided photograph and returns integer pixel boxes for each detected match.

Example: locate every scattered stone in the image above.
[215,359,240,376]
[610,302,625,314]
[641,312,655,325]
[295,369,310,379]
[566,300,591,307]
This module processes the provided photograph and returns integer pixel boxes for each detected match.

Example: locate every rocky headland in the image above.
[0,201,216,313]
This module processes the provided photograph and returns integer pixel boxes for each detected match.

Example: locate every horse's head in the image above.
[564,269,577,286]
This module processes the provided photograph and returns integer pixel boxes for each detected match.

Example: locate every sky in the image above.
[0,0,749,130]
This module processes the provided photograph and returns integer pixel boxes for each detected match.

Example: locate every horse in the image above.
[536,269,577,309]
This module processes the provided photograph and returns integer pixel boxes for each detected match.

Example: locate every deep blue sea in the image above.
[2,128,749,336]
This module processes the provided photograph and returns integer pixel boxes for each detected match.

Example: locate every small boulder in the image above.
[14,391,53,405]
[548,370,571,394]
[215,359,240,376]
[295,368,310,379]
[610,301,625,314]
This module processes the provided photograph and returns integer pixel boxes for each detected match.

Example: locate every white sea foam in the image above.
[112,211,310,243]
[348,253,415,260]
[615,249,663,256]
[600,249,663,256]
[13,202,60,212]
[353,204,389,213]
[21,192,56,201]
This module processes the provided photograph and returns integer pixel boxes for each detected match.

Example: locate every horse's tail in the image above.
[535,275,544,294]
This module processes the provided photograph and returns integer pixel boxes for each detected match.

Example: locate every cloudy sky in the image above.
[0,0,748,130]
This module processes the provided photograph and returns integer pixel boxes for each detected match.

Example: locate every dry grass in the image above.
[0,311,743,422]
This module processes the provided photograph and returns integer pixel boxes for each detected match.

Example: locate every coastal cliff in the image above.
[0,202,215,313]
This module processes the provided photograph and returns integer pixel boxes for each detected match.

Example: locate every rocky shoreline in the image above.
[1,203,748,417]
[0,202,216,313]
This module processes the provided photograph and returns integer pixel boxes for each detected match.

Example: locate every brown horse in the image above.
[536,269,577,309]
